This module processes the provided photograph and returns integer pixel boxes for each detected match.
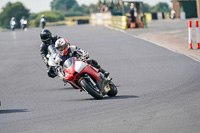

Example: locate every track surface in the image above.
[1,25,200,133]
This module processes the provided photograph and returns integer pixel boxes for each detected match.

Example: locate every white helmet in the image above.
[55,38,69,55]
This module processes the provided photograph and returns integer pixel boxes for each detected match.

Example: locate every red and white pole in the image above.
[188,20,193,49]
[196,20,200,49]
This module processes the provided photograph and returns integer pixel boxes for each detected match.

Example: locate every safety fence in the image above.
[91,12,170,30]
[145,12,170,23]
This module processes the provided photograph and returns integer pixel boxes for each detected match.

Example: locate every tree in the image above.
[65,3,98,17]
[0,2,30,28]
[65,3,84,16]
[143,3,151,13]
[150,2,171,13]
[51,0,78,11]
[34,11,64,27]
[82,4,98,14]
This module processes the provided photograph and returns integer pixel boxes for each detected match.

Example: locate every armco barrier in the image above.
[76,19,89,25]
[157,12,163,20]
[144,12,170,22]
[152,13,158,20]
[163,13,170,19]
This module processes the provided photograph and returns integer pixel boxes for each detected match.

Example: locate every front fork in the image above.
[83,74,97,87]
[82,74,101,93]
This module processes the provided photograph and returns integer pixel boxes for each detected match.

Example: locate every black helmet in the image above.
[40,29,52,44]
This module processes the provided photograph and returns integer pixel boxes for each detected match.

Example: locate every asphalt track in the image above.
[0,25,200,133]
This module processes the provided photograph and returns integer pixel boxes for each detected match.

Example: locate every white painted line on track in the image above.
[12,31,16,40]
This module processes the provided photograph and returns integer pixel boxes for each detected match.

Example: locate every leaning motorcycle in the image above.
[62,57,118,99]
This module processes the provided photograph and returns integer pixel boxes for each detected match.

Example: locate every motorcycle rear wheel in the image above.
[80,79,103,99]
[107,81,118,97]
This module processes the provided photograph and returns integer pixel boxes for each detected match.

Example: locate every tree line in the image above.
[0,0,171,29]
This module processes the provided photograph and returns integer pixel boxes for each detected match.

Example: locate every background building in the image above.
[172,0,200,18]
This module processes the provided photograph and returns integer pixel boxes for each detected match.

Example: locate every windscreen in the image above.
[63,57,76,70]
[48,44,56,55]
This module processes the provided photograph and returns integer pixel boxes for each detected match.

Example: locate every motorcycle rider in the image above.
[171,9,175,19]
[40,29,61,78]
[10,17,16,24]
[40,14,46,29]
[10,17,16,31]
[54,38,109,78]
[20,16,28,30]
[20,16,25,29]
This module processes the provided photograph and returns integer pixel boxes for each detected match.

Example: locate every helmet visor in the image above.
[56,45,65,51]
[41,35,50,40]
[42,38,51,44]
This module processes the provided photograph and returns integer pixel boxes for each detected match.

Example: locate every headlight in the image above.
[52,62,56,66]
[65,73,69,78]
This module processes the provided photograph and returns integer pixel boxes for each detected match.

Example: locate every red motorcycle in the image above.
[62,57,118,99]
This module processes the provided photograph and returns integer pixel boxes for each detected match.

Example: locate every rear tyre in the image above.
[80,79,103,99]
[107,81,118,97]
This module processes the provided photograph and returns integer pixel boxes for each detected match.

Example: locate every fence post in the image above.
[188,20,193,49]
[196,20,200,49]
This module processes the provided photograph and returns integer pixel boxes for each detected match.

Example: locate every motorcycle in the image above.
[47,45,118,99]
[62,57,118,99]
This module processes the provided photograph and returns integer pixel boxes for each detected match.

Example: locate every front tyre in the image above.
[80,79,103,99]
[107,81,118,97]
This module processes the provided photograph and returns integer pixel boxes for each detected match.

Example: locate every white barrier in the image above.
[188,20,193,49]
[91,12,112,25]
[188,20,200,49]
[196,20,200,49]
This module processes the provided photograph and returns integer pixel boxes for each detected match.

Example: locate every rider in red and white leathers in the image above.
[55,38,109,77]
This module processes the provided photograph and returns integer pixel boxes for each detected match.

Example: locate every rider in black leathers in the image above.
[39,29,61,78]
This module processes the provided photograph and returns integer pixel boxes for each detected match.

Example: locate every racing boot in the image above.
[99,68,110,78]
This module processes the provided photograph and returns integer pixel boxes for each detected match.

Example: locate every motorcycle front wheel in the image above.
[80,78,103,100]
[107,81,118,97]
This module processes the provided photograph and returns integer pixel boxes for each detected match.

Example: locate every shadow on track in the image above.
[49,87,75,91]
[0,109,28,114]
[65,95,139,102]
[105,95,139,100]
[85,95,139,100]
